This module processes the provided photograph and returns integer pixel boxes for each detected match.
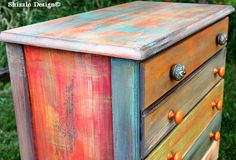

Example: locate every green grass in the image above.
[219,1,236,159]
[0,82,19,160]
[0,0,235,160]
[220,62,236,160]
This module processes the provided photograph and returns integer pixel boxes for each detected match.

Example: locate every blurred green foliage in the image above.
[0,0,235,159]
[0,82,18,160]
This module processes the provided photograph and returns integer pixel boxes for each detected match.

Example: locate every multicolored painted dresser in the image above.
[0,1,235,160]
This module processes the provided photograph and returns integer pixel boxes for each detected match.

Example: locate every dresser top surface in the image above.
[0,1,234,60]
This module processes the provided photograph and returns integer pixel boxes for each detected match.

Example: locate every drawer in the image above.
[141,49,226,157]
[201,141,220,160]
[145,80,224,160]
[184,111,222,160]
[141,17,228,110]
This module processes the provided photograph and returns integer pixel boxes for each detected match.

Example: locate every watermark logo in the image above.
[8,1,61,9]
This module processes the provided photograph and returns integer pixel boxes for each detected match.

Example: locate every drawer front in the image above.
[145,80,224,160]
[141,17,228,110]
[141,49,226,157]
[201,141,220,160]
[184,111,222,160]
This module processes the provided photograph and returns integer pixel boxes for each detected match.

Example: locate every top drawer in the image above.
[141,17,228,110]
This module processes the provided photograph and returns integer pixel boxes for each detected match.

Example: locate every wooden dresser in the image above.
[0,1,234,160]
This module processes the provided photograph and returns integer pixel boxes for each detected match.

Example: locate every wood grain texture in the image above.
[201,141,220,160]
[111,58,140,160]
[24,46,113,160]
[141,18,228,109]
[6,43,36,160]
[145,80,224,160]
[0,2,234,60]
[184,111,222,160]
[141,48,226,157]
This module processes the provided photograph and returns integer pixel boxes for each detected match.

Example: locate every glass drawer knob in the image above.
[171,64,186,81]
[217,32,228,45]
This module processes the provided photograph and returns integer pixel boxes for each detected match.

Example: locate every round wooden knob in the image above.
[212,100,223,111]
[168,110,184,124]
[167,151,183,160]
[214,67,225,78]
[217,32,228,45]
[210,131,220,141]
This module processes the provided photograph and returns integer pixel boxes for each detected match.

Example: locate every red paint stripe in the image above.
[24,46,113,160]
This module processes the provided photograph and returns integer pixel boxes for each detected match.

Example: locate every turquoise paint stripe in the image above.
[22,15,90,36]
[79,5,144,20]
[21,4,146,36]
[111,58,140,160]
[117,26,142,33]
[94,25,142,32]
[19,2,179,36]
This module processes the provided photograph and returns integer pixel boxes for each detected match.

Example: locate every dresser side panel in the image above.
[111,58,140,160]
[24,46,114,160]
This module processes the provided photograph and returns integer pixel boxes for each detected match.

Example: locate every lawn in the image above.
[0,0,235,160]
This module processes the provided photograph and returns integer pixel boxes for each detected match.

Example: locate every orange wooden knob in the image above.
[212,100,223,111]
[168,110,184,124]
[167,151,183,160]
[210,131,221,141]
[214,67,225,78]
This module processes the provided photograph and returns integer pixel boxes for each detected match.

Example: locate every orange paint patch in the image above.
[25,46,113,160]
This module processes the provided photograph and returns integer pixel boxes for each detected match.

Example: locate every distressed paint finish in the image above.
[0,1,234,60]
[141,49,226,157]
[6,43,36,160]
[141,18,228,109]
[111,58,140,160]
[24,46,113,160]
[201,141,220,160]
[184,111,222,160]
[145,80,224,160]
